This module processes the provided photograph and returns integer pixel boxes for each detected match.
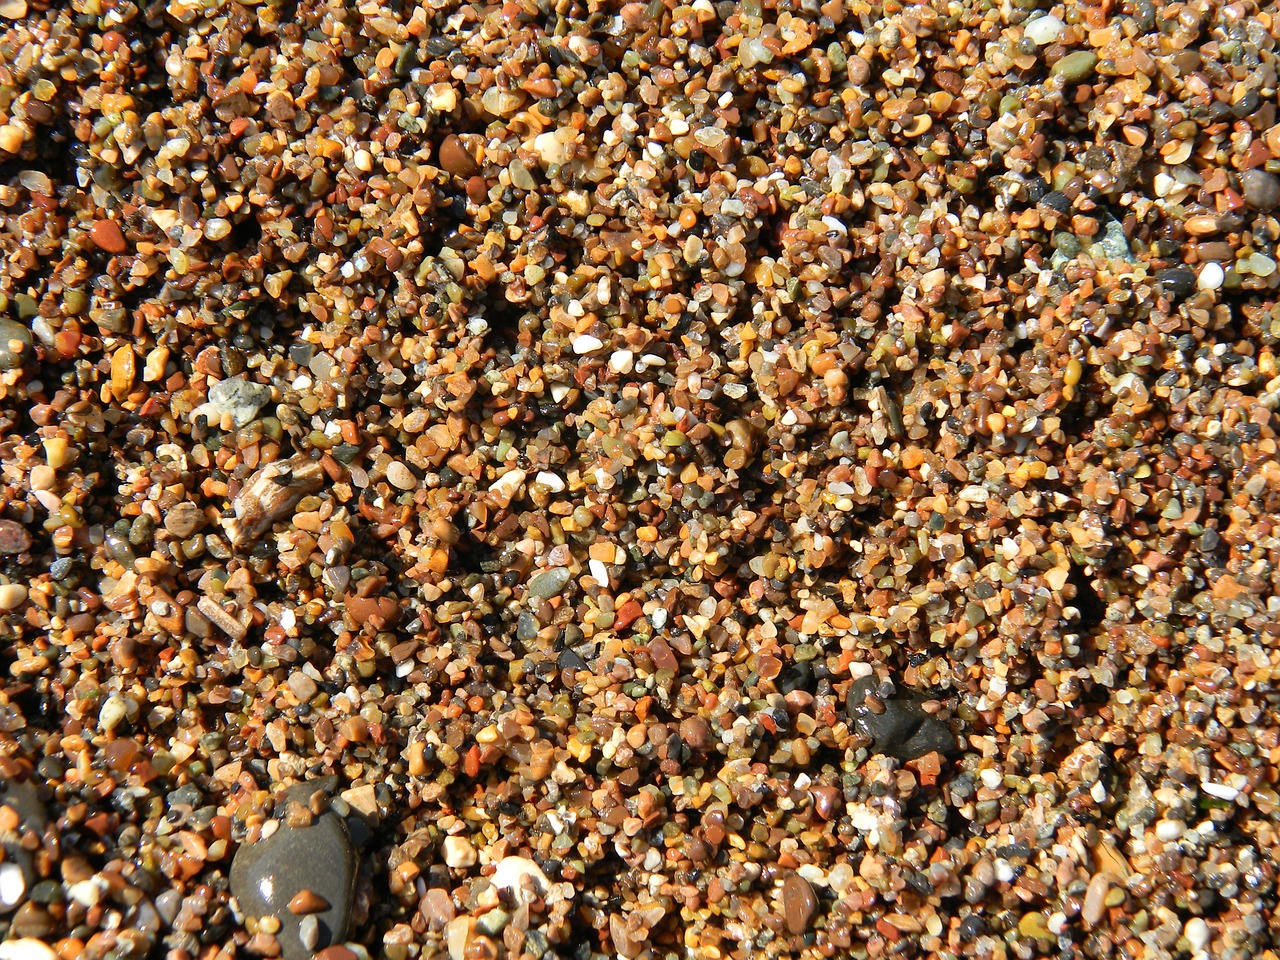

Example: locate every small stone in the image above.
[0,939,56,960]
[0,0,26,17]
[0,319,32,371]
[288,889,331,914]
[679,716,712,751]
[386,461,416,490]
[1241,169,1280,210]
[164,502,204,538]
[0,584,27,611]
[572,334,603,355]
[0,520,30,555]
[1018,911,1051,940]
[0,124,24,153]
[446,916,473,960]
[476,908,510,937]
[298,914,321,952]
[1155,268,1196,300]
[420,888,455,931]
[1184,917,1211,951]
[230,783,358,960]
[781,873,816,934]
[439,135,479,177]
[1051,51,1098,83]
[846,677,957,760]
[490,856,549,903]
[197,377,274,428]
[111,346,136,398]
[1198,262,1225,291]
[0,862,26,912]
[287,672,318,702]
[89,219,127,254]
[1023,13,1064,44]
[442,835,476,869]
[528,567,571,598]
[1081,872,1111,927]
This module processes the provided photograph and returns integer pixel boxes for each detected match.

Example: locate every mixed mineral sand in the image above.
[0,0,1279,958]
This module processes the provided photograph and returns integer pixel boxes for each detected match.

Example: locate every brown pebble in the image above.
[89,219,127,253]
[288,889,332,914]
[782,873,817,934]
[312,949,360,960]
[164,502,204,538]
[0,518,31,554]
[439,135,479,177]
[419,888,455,931]
[678,716,712,751]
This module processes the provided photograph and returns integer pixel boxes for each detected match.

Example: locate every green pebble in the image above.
[1052,51,1098,82]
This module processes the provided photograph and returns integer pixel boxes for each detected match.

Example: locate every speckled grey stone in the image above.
[230,782,357,960]
[846,676,957,761]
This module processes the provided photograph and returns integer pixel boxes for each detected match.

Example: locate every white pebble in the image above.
[609,349,634,374]
[588,558,609,583]
[1197,261,1224,291]
[1184,917,1211,951]
[572,335,603,355]
[1201,781,1240,801]
[0,584,26,612]
[0,862,25,910]
[0,940,57,960]
[1024,13,1065,44]
[442,835,476,869]
[68,877,104,907]
[99,696,129,734]
[535,471,565,493]
[1155,819,1184,842]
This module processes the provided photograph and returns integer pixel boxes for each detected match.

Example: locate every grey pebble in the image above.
[0,319,32,372]
[528,567,571,598]
[198,376,274,428]
[1241,168,1280,210]
[230,781,358,960]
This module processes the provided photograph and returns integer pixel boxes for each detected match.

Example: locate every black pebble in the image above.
[1155,268,1197,300]
[845,677,958,761]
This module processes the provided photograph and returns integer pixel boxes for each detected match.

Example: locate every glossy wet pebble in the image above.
[230,784,357,960]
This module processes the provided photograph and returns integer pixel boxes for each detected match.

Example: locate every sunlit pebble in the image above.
[609,349,634,373]
[572,335,603,355]
[1198,262,1225,290]
[0,862,25,910]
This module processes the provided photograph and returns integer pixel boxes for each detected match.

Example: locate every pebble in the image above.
[0,940,56,960]
[0,584,27,611]
[442,835,476,868]
[420,888,455,930]
[9,902,55,938]
[1023,13,1064,44]
[0,862,25,912]
[781,873,816,934]
[0,0,28,18]
[0,520,31,554]
[196,376,274,428]
[163,501,204,538]
[490,856,549,902]
[88,219,127,253]
[287,671,318,702]
[845,677,956,760]
[230,783,358,960]
[1051,51,1099,82]
[0,319,32,371]
[386,461,416,490]
[438,135,479,177]
[1154,268,1196,300]
[528,568,571,598]
[678,716,713,751]
[0,124,22,153]
[1184,917,1211,951]
[1081,872,1111,927]
[1197,261,1225,291]
[1240,169,1280,210]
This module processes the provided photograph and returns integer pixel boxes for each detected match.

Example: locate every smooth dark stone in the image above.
[230,782,357,960]
[777,661,815,695]
[1155,268,1197,301]
[1038,190,1072,215]
[846,677,957,761]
